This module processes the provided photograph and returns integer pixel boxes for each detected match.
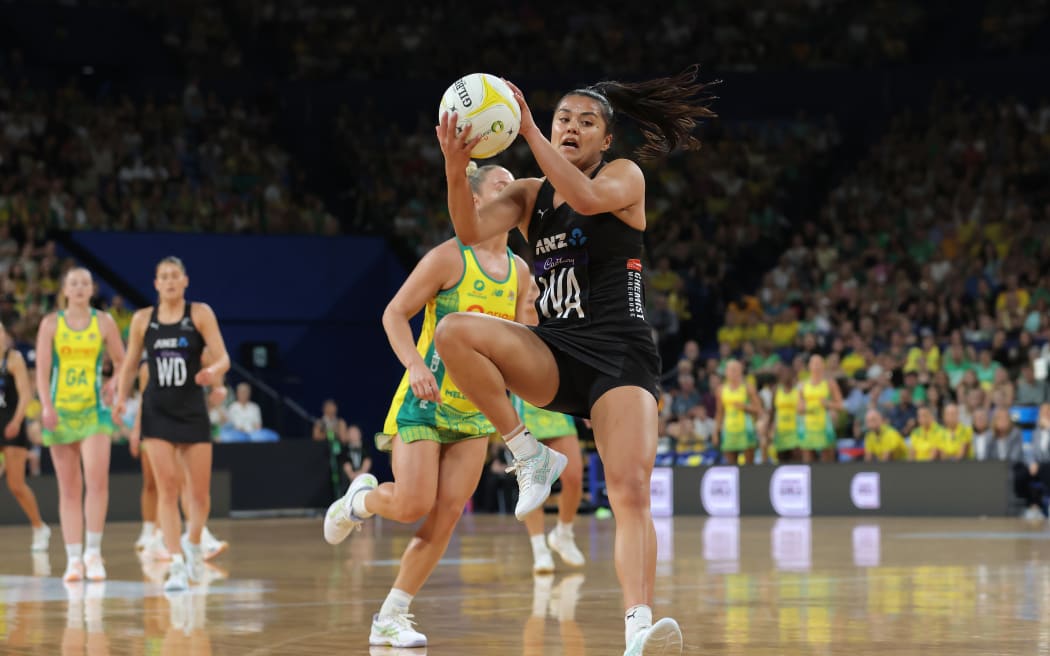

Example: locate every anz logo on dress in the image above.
[534,230,586,320]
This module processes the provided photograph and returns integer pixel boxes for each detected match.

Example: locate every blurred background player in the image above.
[799,355,843,463]
[714,359,762,465]
[770,364,801,464]
[0,320,50,552]
[513,280,585,574]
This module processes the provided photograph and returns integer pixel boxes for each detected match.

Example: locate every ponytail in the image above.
[565,65,719,161]
[465,162,506,194]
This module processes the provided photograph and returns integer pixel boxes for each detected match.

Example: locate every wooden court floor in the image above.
[2,514,1050,654]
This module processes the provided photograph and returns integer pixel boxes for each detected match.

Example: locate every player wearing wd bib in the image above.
[772,368,801,459]
[115,257,231,593]
[44,310,106,445]
[377,239,519,451]
[938,404,973,461]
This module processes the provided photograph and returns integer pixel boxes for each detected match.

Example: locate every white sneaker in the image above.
[135,526,153,551]
[164,559,190,592]
[533,549,555,574]
[548,527,585,567]
[624,617,683,656]
[83,553,106,581]
[324,473,378,545]
[508,446,568,520]
[31,524,51,552]
[201,526,229,561]
[144,533,172,561]
[370,647,427,656]
[63,559,85,583]
[369,613,427,648]
[32,552,51,577]
[1023,506,1044,520]
[181,535,205,583]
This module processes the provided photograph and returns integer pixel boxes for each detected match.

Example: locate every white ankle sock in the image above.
[142,521,156,535]
[66,543,83,562]
[379,588,413,618]
[555,521,574,537]
[625,604,653,644]
[351,488,374,519]
[530,534,550,559]
[85,531,102,556]
[504,425,540,461]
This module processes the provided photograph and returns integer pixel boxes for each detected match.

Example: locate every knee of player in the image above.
[83,474,109,496]
[603,466,653,504]
[559,460,584,489]
[6,477,26,495]
[434,313,475,353]
[398,500,432,524]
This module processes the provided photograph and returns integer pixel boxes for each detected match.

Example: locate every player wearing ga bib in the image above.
[939,405,973,460]
[773,384,800,452]
[511,394,577,440]
[43,310,106,446]
[377,241,518,452]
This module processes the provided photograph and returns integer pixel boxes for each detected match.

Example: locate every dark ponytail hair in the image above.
[563,65,719,161]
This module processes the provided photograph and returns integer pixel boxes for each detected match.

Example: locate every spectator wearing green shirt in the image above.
[942,342,972,386]
[749,341,781,375]
[973,350,1001,390]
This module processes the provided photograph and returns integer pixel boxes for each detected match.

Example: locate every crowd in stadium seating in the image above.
[246,0,938,79]
[658,90,1050,475]
[0,77,336,236]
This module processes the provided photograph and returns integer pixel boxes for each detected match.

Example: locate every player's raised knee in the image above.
[433,311,477,353]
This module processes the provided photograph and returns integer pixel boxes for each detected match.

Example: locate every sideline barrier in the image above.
[662,462,1014,517]
[0,472,230,525]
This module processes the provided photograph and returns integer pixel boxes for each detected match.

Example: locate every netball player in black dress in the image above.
[436,68,715,655]
[116,256,230,592]
[0,320,49,552]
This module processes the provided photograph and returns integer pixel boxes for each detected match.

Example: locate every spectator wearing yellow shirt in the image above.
[904,331,940,373]
[863,410,906,462]
[769,307,800,348]
[741,313,769,345]
[938,404,973,461]
[717,313,744,351]
[647,256,681,295]
[995,274,1030,313]
[908,406,943,462]
[840,336,868,378]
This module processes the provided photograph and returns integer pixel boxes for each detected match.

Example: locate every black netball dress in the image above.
[526,162,661,417]
[141,303,211,443]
